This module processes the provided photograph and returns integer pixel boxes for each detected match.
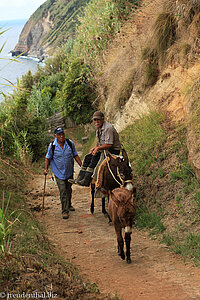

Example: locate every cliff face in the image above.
[12,12,53,59]
[12,0,90,59]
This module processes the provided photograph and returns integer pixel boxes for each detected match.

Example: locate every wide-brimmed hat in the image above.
[92,111,104,120]
[54,127,64,134]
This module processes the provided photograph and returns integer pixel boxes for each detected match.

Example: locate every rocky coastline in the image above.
[11,11,52,62]
[10,45,47,62]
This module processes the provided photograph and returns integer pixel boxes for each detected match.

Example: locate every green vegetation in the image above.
[141,12,177,86]
[71,0,140,67]
[0,0,138,162]
[169,126,198,194]
[141,1,200,87]
[57,59,96,124]
[74,126,96,158]
[141,47,159,86]
[0,4,138,294]
[162,232,200,266]
[31,0,141,56]
[0,193,20,254]
[120,111,167,239]
[135,205,165,236]
[0,88,50,161]
[195,191,200,209]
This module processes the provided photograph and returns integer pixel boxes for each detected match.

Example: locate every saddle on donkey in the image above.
[68,149,127,197]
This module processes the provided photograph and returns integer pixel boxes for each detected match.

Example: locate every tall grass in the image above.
[0,193,20,255]
[12,130,33,164]
[153,12,177,61]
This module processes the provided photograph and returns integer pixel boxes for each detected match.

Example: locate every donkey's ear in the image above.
[122,148,129,164]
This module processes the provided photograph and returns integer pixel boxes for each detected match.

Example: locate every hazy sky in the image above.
[0,0,46,21]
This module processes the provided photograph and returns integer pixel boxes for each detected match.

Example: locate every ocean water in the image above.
[0,19,39,101]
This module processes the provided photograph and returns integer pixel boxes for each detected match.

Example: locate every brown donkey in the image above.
[108,187,136,264]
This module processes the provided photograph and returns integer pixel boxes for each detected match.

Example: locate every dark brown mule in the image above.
[108,187,136,264]
[90,148,133,221]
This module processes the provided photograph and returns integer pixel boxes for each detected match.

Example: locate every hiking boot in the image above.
[78,171,93,187]
[69,206,75,211]
[62,213,69,219]
[94,187,107,198]
[68,170,86,184]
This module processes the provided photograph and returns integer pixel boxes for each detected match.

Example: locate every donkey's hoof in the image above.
[121,252,125,260]
[127,258,131,264]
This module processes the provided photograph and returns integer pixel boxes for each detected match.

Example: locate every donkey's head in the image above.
[110,149,133,190]
[110,187,136,229]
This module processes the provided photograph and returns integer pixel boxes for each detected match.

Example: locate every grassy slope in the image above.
[119,111,200,266]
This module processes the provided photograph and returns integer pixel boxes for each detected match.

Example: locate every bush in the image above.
[0,89,50,162]
[57,59,96,124]
[26,117,50,161]
[29,87,54,118]
[20,70,35,91]
[0,91,30,155]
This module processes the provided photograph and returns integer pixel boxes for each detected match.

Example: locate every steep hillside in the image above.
[12,0,90,59]
[97,0,200,178]
[92,0,200,256]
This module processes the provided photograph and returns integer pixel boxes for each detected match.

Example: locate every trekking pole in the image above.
[42,174,47,215]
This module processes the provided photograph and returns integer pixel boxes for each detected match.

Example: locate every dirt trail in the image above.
[29,169,200,300]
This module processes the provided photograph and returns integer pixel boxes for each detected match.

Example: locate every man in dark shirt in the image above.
[69,111,121,187]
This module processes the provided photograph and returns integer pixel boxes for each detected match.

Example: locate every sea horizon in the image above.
[0,18,28,24]
[0,19,39,101]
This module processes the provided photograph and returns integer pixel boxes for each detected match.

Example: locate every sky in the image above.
[0,0,46,21]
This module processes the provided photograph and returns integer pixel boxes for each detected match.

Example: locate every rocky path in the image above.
[29,171,200,300]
